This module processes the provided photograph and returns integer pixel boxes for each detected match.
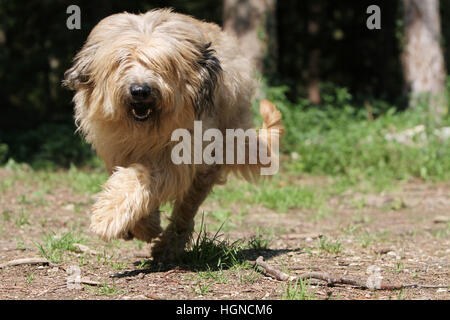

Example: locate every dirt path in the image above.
[0,168,449,300]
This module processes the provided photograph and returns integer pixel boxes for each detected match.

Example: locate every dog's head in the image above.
[64,9,222,129]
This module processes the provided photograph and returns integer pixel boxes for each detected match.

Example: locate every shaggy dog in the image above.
[64,9,283,261]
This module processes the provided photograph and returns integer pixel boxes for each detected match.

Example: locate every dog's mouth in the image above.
[130,103,152,122]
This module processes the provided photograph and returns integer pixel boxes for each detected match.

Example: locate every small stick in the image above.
[250,256,450,291]
[0,257,56,269]
[78,278,102,286]
[249,256,295,281]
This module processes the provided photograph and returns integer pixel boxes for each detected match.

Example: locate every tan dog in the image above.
[64,9,283,261]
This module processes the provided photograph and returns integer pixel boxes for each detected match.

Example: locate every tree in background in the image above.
[401,0,448,119]
[223,0,277,79]
[306,2,322,104]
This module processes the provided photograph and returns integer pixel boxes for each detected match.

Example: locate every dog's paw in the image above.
[151,240,183,262]
[151,222,194,262]
[90,164,153,241]
[90,202,131,241]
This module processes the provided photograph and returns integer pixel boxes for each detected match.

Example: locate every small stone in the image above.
[64,204,75,212]
[47,267,59,273]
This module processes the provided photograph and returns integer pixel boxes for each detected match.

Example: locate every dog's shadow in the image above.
[110,247,301,279]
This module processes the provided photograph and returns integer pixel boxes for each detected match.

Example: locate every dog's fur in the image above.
[64,9,283,260]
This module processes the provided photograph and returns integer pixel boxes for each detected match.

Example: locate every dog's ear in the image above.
[194,42,222,116]
[62,43,98,90]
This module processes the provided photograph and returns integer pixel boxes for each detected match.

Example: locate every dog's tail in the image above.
[259,99,285,153]
[227,99,284,180]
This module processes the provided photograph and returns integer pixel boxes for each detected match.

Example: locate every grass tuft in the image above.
[181,217,244,270]
[34,231,86,264]
[282,278,315,300]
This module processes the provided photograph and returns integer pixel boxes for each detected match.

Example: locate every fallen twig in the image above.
[78,278,102,286]
[146,293,165,300]
[0,257,56,269]
[73,243,100,256]
[249,256,450,291]
[249,256,294,281]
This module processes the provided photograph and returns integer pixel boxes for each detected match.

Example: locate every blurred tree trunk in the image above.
[401,0,447,119]
[306,2,322,104]
[223,0,277,78]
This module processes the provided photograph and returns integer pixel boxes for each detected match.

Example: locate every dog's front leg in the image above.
[90,163,161,241]
[151,166,222,261]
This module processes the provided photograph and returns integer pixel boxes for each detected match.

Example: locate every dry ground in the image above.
[0,166,449,300]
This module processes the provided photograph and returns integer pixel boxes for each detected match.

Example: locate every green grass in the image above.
[66,164,107,194]
[181,217,245,269]
[110,261,128,271]
[15,209,30,227]
[2,210,11,222]
[196,268,229,284]
[238,269,261,284]
[0,159,107,196]
[282,278,315,300]
[96,281,122,295]
[431,223,450,238]
[17,193,48,206]
[181,217,277,271]
[34,231,86,264]
[357,231,389,249]
[247,228,273,250]
[317,236,342,254]
[191,280,214,296]
[210,175,329,213]
[16,239,26,250]
[207,209,237,232]
[26,273,34,285]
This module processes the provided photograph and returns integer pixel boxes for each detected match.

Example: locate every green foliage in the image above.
[0,123,96,169]
[262,83,450,183]
[0,142,8,163]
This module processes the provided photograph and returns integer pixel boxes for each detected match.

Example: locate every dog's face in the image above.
[64,10,221,130]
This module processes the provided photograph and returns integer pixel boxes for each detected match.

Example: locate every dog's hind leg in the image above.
[151,166,222,262]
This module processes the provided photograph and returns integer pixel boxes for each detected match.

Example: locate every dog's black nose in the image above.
[130,84,151,100]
